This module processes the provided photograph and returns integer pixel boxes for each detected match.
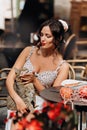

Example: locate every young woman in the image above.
[5,18,69,130]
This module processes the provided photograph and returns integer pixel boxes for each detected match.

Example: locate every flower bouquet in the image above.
[5,101,78,130]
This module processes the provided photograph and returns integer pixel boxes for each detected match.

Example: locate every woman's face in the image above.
[40,26,54,49]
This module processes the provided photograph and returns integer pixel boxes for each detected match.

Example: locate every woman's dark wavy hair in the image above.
[34,18,66,55]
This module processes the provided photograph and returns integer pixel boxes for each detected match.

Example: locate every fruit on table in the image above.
[79,86,87,98]
[60,87,73,99]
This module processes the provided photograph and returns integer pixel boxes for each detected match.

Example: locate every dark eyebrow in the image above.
[41,31,52,36]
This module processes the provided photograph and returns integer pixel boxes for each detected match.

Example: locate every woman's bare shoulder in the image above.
[21,46,35,55]
[60,61,69,70]
[23,46,33,52]
[60,60,69,70]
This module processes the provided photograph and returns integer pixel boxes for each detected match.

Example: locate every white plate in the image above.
[61,79,87,89]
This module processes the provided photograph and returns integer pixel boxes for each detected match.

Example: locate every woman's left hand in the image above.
[20,72,36,84]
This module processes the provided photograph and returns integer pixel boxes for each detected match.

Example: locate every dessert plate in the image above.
[61,79,87,89]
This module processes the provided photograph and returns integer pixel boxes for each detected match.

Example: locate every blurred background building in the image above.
[0,0,71,44]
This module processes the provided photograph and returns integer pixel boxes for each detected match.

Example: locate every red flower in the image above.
[9,112,16,118]
[18,118,29,129]
[47,103,64,121]
[26,119,43,130]
[4,112,16,124]
[47,108,61,120]
[64,104,71,112]
[42,101,48,108]
[57,119,64,126]
[17,123,24,130]
[4,118,8,123]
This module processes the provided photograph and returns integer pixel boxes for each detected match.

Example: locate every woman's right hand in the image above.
[14,96,27,114]
[20,71,36,84]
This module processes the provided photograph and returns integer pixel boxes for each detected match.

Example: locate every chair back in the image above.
[68,64,76,79]
[0,68,11,107]
[67,59,87,80]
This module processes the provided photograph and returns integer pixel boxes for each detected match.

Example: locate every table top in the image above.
[40,88,87,106]
[40,80,87,107]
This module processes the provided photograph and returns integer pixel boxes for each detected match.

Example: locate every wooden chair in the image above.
[68,64,76,79]
[63,34,77,60]
[81,64,87,80]
[67,59,87,80]
[0,68,11,107]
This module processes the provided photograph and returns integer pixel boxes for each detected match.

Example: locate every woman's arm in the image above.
[6,47,32,113]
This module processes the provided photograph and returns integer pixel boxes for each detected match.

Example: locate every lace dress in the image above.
[22,46,66,88]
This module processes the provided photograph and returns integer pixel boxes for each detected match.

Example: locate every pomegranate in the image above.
[79,86,87,98]
[60,87,73,99]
